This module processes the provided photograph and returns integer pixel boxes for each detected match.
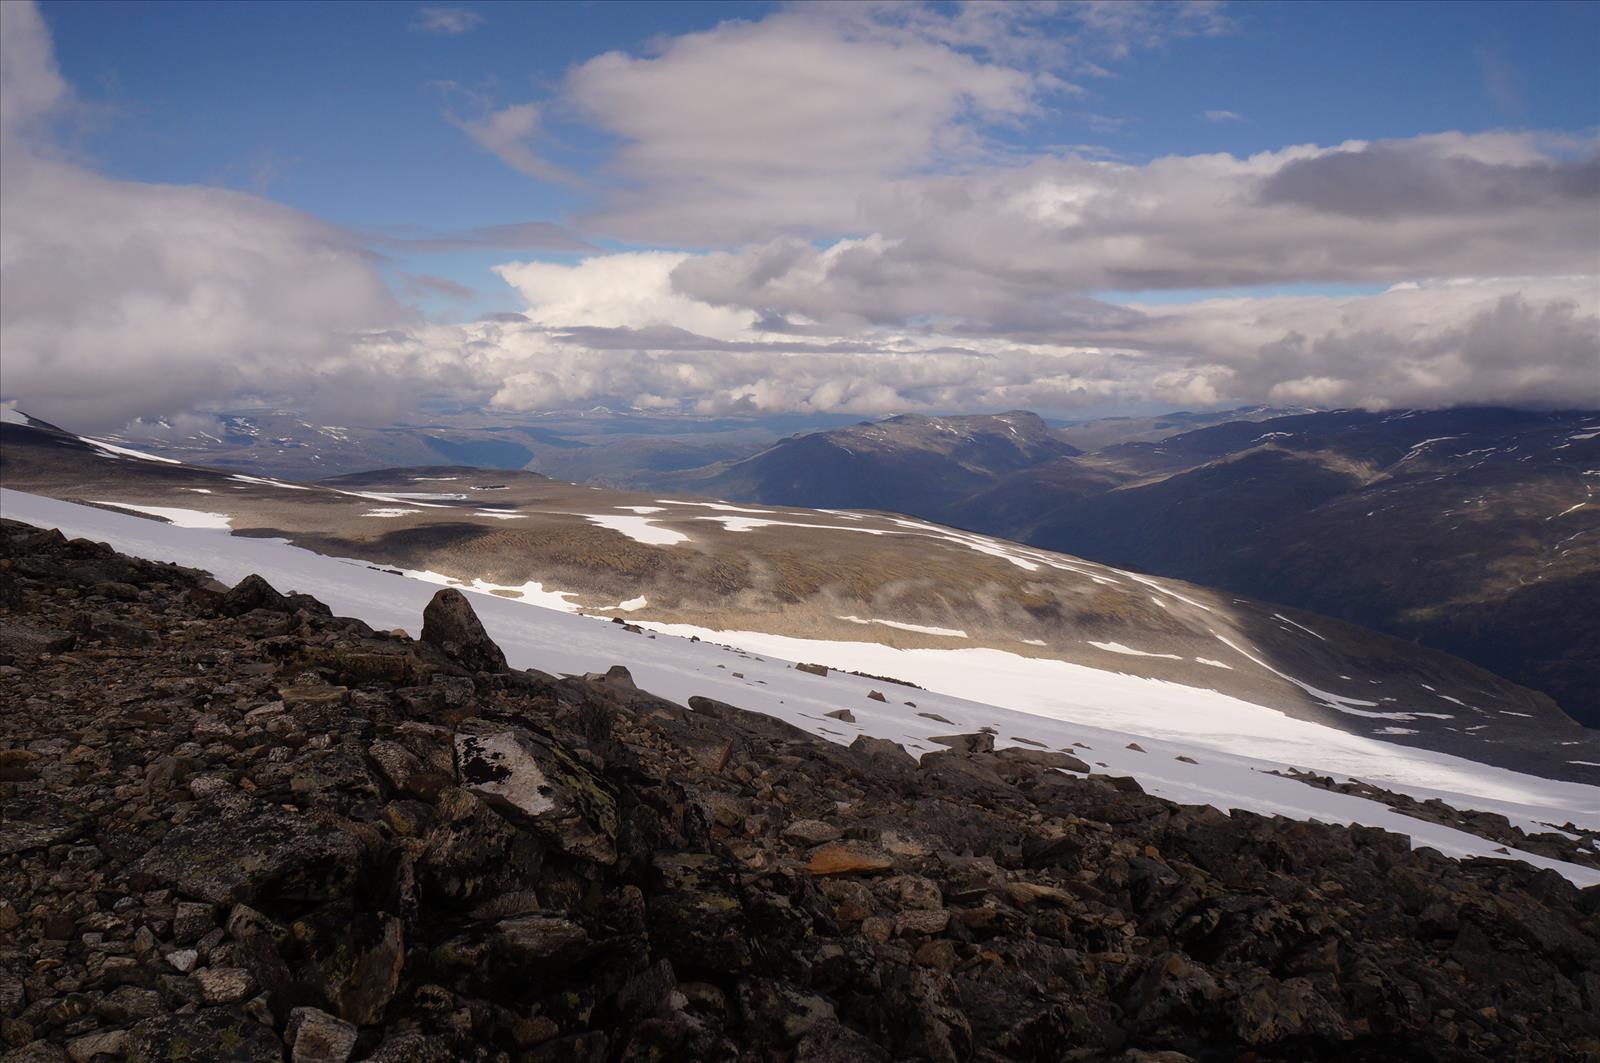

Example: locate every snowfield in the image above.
[4,487,1598,885]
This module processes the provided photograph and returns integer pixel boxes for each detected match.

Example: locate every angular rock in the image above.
[172,901,214,945]
[421,588,506,673]
[454,728,618,863]
[783,819,842,846]
[288,1007,358,1063]
[125,1009,283,1063]
[64,1030,126,1063]
[928,731,995,754]
[218,574,291,617]
[494,915,591,967]
[0,621,74,660]
[292,910,404,1026]
[130,800,365,905]
[994,747,1091,773]
[848,735,917,770]
[192,966,255,1005]
[806,844,895,876]
[368,740,448,799]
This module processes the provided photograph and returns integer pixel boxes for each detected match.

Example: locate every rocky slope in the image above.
[3,522,1600,1062]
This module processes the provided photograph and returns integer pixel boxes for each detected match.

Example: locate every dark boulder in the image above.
[421,588,507,673]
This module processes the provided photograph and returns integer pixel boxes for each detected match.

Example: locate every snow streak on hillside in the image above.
[4,488,1598,885]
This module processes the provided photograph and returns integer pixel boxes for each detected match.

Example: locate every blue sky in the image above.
[38,1,1598,317]
[4,1,1597,427]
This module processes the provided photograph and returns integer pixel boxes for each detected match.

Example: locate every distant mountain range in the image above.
[82,407,800,485]
[667,406,1600,727]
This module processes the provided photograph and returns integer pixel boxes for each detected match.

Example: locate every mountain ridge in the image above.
[652,405,1600,727]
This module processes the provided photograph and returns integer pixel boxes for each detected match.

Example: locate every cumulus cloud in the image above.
[441,255,1600,416]
[0,2,442,430]
[1256,139,1598,217]
[663,133,1599,331]
[560,9,1041,243]
[494,252,757,340]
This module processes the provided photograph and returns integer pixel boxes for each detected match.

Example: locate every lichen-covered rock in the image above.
[129,799,366,905]
[287,1007,357,1063]
[453,728,618,863]
[124,1009,282,1063]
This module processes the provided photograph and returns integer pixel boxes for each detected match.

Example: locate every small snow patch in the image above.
[582,513,689,546]
[1090,641,1182,660]
[88,501,231,530]
[80,437,183,465]
[838,616,968,638]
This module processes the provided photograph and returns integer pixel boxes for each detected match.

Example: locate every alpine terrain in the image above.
[3,2,1596,1060]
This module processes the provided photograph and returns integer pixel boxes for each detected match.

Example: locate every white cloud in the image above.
[432,259,1600,417]
[450,102,573,184]
[494,252,755,340]
[2,0,1595,431]
[1201,109,1243,122]
[559,8,1041,243]
[666,133,1599,327]
[413,6,483,36]
[0,2,436,430]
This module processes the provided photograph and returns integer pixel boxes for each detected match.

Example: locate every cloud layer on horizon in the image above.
[1,0,1595,431]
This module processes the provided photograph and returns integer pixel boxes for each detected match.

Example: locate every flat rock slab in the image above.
[125,1008,284,1063]
[454,729,618,864]
[0,620,75,659]
[131,801,365,905]
[0,796,89,856]
[806,844,895,876]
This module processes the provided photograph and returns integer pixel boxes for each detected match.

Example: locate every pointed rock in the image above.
[421,588,507,673]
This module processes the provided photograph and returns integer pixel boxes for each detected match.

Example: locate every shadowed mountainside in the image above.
[666,407,1600,727]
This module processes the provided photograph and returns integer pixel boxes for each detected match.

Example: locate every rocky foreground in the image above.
[1,519,1597,1063]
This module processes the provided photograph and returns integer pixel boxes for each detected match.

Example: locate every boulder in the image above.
[421,588,506,673]
[125,1009,283,1063]
[454,729,618,863]
[287,1007,358,1063]
[806,844,895,876]
[218,574,291,616]
[130,800,366,905]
